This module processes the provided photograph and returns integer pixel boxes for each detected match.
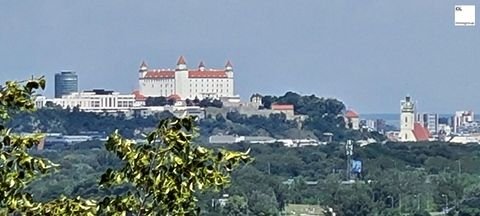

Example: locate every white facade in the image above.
[36,90,138,112]
[398,96,416,142]
[453,111,474,133]
[138,56,235,100]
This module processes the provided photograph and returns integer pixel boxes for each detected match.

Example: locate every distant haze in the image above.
[1,0,478,113]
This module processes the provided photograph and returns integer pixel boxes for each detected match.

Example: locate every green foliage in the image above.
[221,195,248,216]
[0,78,97,215]
[1,78,251,215]
[97,116,251,215]
[145,96,168,106]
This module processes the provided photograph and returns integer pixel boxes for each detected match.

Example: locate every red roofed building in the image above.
[271,104,294,110]
[138,56,235,100]
[344,109,360,130]
[132,90,146,101]
[271,103,295,119]
[167,94,181,101]
[413,123,430,141]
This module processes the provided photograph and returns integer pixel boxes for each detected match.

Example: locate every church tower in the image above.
[398,96,416,141]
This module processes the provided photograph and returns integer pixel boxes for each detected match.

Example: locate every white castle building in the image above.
[138,56,235,100]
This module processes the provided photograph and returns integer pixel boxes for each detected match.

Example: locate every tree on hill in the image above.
[145,96,168,106]
[260,92,350,140]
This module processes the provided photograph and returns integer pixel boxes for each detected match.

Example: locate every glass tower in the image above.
[54,71,78,98]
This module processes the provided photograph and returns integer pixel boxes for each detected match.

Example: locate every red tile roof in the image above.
[413,123,430,141]
[177,56,186,65]
[144,70,175,78]
[188,70,227,78]
[271,103,294,111]
[345,110,359,118]
[132,90,146,101]
[168,94,181,101]
[143,69,228,79]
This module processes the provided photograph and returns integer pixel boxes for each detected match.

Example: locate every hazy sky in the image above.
[0,1,478,113]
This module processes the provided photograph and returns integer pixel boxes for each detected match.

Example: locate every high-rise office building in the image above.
[55,71,78,98]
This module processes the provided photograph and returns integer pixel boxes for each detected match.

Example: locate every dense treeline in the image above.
[145,96,223,108]
[8,108,174,138]
[10,91,479,215]
[27,140,480,215]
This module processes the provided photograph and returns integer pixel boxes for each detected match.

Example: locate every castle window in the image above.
[405,117,407,123]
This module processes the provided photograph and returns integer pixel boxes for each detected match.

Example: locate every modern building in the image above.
[398,96,430,142]
[453,111,474,133]
[138,56,235,100]
[54,71,78,98]
[37,89,138,112]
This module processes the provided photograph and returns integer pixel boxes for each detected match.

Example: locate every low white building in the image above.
[36,89,139,113]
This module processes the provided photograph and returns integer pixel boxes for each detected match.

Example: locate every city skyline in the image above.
[1,0,479,113]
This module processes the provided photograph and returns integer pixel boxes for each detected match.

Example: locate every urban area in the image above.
[1,2,480,216]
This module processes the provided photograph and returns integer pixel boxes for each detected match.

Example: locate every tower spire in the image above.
[139,61,148,72]
[177,56,186,65]
[225,60,233,68]
[198,61,205,71]
[225,60,233,71]
[176,56,187,70]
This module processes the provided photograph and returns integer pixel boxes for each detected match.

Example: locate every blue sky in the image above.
[0,0,478,113]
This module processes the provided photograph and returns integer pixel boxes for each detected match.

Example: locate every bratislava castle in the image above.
[138,56,235,100]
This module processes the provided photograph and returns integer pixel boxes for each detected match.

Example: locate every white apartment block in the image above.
[138,56,235,100]
[453,111,474,133]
